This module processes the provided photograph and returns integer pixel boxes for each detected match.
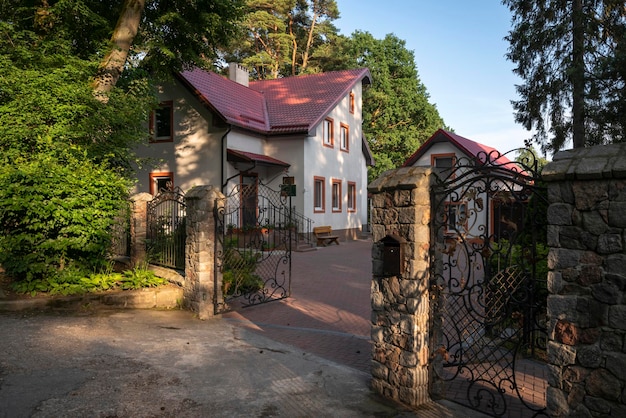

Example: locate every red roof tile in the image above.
[178,68,371,135]
[179,69,268,133]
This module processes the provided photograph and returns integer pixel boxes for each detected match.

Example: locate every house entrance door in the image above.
[241,174,258,229]
[429,150,549,417]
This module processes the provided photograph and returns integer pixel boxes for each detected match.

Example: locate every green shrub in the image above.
[11,264,167,296]
[0,150,130,282]
[221,239,263,296]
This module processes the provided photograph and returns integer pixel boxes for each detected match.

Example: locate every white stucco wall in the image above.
[133,81,226,194]
[301,82,366,233]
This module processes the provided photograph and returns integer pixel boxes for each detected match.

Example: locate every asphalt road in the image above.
[0,309,421,418]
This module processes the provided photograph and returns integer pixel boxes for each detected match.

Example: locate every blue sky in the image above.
[335,0,537,154]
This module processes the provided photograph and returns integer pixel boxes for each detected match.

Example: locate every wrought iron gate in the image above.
[215,181,292,312]
[429,150,549,417]
[146,187,186,270]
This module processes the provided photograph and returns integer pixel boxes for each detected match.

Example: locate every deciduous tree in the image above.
[0,0,242,284]
[343,32,446,180]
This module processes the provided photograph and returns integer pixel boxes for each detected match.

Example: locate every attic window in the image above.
[349,92,355,114]
[150,101,173,143]
[432,153,455,169]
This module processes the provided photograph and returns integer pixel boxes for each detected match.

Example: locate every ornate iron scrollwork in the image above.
[430,148,549,417]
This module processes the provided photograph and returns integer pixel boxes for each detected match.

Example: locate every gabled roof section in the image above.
[249,68,371,134]
[178,69,268,133]
[402,129,514,167]
[177,67,371,135]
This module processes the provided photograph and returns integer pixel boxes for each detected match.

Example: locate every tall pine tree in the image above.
[503,0,626,153]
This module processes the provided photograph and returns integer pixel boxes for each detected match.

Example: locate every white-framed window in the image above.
[332,179,342,212]
[347,182,356,212]
[150,101,173,142]
[323,118,334,147]
[340,123,349,151]
[314,176,325,212]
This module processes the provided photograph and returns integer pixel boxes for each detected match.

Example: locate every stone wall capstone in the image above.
[543,143,626,417]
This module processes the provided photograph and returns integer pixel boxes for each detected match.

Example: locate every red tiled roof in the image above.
[403,129,515,168]
[227,149,290,167]
[178,69,268,133]
[177,68,371,135]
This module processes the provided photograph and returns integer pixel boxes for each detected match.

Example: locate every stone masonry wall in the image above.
[183,185,224,320]
[367,166,434,408]
[543,143,626,417]
[130,193,152,267]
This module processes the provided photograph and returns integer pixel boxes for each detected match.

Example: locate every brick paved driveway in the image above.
[224,238,373,373]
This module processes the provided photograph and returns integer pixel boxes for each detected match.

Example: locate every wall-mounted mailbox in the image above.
[380,234,406,277]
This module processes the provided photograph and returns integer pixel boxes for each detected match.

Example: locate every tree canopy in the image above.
[503,0,626,153]
[0,0,243,283]
[341,32,446,180]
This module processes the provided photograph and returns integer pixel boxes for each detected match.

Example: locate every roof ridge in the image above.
[179,67,371,135]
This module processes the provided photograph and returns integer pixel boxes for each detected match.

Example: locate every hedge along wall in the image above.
[543,143,626,417]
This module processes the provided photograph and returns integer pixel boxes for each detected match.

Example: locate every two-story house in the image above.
[135,64,373,240]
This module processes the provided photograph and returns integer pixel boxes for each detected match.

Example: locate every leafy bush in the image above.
[221,238,263,296]
[11,265,167,297]
[0,20,154,285]
[0,150,130,282]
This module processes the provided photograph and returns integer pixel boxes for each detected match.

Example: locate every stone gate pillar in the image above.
[368,166,434,408]
[130,192,152,267]
[184,185,224,320]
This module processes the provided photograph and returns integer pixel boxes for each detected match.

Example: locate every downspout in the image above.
[220,125,231,193]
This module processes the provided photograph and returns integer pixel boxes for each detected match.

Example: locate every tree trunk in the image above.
[571,0,585,148]
[93,0,146,100]
[289,14,298,75]
[301,11,318,72]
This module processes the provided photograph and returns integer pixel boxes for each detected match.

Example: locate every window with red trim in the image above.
[149,172,174,195]
[323,118,334,147]
[347,182,356,212]
[314,176,325,212]
[340,124,349,152]
[331,179,342,212]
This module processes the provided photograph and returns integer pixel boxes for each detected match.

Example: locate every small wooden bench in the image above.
[313,226,339,247]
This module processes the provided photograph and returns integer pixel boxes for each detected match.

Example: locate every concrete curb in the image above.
[0,284,183,312]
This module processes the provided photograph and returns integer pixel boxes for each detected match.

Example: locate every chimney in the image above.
[229,63,249,87]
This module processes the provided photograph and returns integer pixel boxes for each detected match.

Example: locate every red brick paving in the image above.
[223,238,548,417]
[223,239,373,373]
